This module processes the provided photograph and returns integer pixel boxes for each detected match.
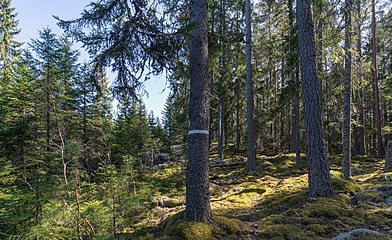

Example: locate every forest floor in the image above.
[128,145,392,240]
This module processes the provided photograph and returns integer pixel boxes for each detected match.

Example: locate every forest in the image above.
[0,0,392,239]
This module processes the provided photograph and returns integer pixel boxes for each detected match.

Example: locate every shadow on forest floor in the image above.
[128,146,392,239]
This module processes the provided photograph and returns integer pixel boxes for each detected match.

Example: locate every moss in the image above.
[306,224,325,234]
[301,199,344,220]
[165,221,213,240]
[162,213,243,240]
[212,215,243,235]
[355,191,383,204]
[331,171,361,194]
[260,224,303,239]
[264,214,286,224]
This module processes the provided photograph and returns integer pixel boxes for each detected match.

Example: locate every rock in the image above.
[386,141,392,171]
[332,228,388,240]
[377,185,392,197]
[386,196,392,206]
[352,190,382,206]
[154,153,171,165]
[209,183,223,195]
[380,173,392,182]
[152,195,181,208]
[352,185,392,207]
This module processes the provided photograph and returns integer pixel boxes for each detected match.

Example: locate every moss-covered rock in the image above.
[331,171,361,194]
[165,221,213,240]
[306,224,325,234]
[352,191,384,206]
[260,224,303,239]
[162,212,243,240]
[212,215,242,235]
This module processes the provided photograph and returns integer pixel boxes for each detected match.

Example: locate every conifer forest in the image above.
[1,0,392,239]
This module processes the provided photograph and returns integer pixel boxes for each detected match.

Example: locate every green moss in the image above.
[355,191,383,204]
[165,221,213,240]
[260,224,303,239]
[264,214,286,224]
[306,224,325,234]
[212,215,242,235]
[161,211,185,231]
[331,171,361,194]
[162,213,243,240]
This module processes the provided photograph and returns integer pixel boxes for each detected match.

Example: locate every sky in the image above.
[12,0,170,118]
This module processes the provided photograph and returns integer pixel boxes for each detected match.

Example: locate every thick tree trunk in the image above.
[185,0,211,222]
[371,0,384,157]
[245,0,256,172]
[296,0,333,198]
[342,0,352,178]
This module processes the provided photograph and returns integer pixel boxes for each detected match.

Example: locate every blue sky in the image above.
[12,0,169,118]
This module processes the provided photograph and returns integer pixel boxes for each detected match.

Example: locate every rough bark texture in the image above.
[218,0,226,160]
[245,0,256,172]
[342,0,352,178]
[289,0,301,169]
[371,0,384,157]
[185,0,211,222]
[315,0,324,130]
[296,0,333,198]
[385,141,392,171]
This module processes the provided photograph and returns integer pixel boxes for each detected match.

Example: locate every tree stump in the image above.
[385,141,392,171]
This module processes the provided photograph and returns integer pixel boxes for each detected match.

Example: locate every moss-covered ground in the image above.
[128,145,392,239]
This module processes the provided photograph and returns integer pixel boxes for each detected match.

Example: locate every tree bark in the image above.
[356,0,365,155]
[296,0,333,197]
[371,0,384,157]
[342,0,352,178]
[289,0,301,169]
[185,0,211,222]
[385,141,392,171]
[218,0,226,160]
[245,0,256,172]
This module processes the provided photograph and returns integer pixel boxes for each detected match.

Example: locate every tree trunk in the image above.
[185,0,211,222]
[342,0,352,178]
[296,0,333,198]
[289,0,301,169]
[315,0,324,131]
[385,141,392,171]
[209,2,216,151]
[356,0,365,155]
[236,89,241,150]
[371,0,384,157]
[245,0,256,172]
[218,0,226,160]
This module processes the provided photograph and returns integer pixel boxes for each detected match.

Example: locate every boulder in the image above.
[332,228,389,240]
[352,185,392,206]
[154,152,171,165]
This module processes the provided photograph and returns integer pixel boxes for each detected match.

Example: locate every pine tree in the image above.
[297,0,333,198]
[342,0,352,178]
[245,0,256,171]
[185,0,211,222]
